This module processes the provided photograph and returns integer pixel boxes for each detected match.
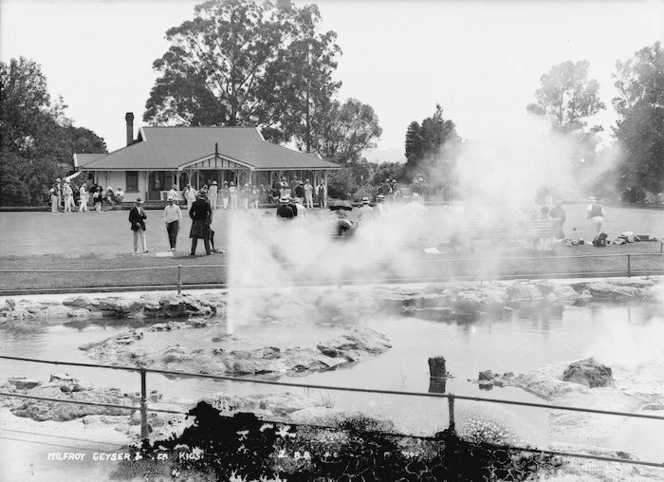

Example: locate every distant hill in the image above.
[364,148,406,164]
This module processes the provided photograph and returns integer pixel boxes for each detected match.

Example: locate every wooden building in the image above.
[73,113,339,202]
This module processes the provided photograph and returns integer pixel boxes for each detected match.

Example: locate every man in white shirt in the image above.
[357,196,373,221]
[78,184,88,212]
[209,181,218,209]
[164,195,183,251]
[586,196,606,241]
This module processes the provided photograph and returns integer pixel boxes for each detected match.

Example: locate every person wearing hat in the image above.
[276,196,294,221]
[163,195,182,251]
[375,194,386,215]
[55,178,63,211]
[587,196,606,242]
[129,198,148,254]
[549,200,566,240]
[189,189,213,255]
[49,185,59,213]
[303,179,314,208]
[209,180,218,210]
[62,182,73,213]
[184,184,197,212]
[357,196,373,221]
[315,180,327,209]
[221,181,230,209]
[229,181,238,209]
[294,180,305,204]
[78,183,89,212]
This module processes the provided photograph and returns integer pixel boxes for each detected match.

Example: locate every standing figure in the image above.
[164,195,182,251]
[129,198,148,254]
[55,178,63,211]
[50,186,59,213]
[241,184,250,210]
[279,176,289,198]
[184,184,197,212]
[303,180,314,208]
[357,196,374,220]
[549,200,566,240]
[78,184,89,212]
[209,181,218,210]
[587,196,606,241]
[63,182,73,212]
[221,181,230,209]
[93,185,103,212]
[251,185,259,209]
[229,181,238,209]
[189,190,213,255]
[294,181,305,204]
[375,194,386,215]
[315,181,327,208]
[168,185,179,202]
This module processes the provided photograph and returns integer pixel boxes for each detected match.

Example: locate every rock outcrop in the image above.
[562,358,614,388]
[80,326,391,377]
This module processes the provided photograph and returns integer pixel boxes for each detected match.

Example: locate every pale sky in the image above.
[1,0,663,159]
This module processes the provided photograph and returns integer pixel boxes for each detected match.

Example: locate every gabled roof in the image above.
[78,127,339,171]
[73,153,106,168]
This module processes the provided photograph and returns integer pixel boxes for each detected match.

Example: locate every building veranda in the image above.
[74,113,340,203]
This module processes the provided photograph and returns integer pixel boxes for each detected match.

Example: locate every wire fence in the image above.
[1,354,663,473]
[1,248,663,295]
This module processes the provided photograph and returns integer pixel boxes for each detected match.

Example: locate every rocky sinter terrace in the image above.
[1,277,663,480]
[0,277,660,324]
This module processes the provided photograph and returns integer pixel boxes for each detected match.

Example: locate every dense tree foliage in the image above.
[527,60,606,178]
[0,57,107,206]
[403,105,459,198]
[311,98,382,165]
[612,41,664,198]
[527,60,605,134]
[144,0,341,146]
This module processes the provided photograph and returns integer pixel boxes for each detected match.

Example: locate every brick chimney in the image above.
[125,112,134,146]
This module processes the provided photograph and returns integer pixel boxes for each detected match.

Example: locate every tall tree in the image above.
[403,104,459,179]
[144,0,341,145]
[612,41,664,196]
[527,60,605,134]
[0,57,106,206]
[310,98,382,165]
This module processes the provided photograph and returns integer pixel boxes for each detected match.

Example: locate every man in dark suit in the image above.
[129,198,147,254]
[276,196,294,221]
[189,190,213,255]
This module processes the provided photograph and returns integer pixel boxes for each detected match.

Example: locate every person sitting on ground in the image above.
[105,187,116,205]
[115,187,125,204]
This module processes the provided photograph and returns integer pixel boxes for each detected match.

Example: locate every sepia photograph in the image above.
[1,0,664,480]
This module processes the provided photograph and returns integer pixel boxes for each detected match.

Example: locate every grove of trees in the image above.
[0,57,107,206]
[525,45,664,202]
[612,41,664,201]
[2,0,662,206]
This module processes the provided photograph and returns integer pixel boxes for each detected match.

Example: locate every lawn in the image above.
[0,204,662,294]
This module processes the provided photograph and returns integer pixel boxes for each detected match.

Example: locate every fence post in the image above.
[177,265,182,294]
[448,394,456,432]
[140,368,149,441]
[627,254,631,278]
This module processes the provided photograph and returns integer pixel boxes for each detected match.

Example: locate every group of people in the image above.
[275,192,388,238]
[274,176,327,209]
[49,178,124,213]
[129,189,219,256]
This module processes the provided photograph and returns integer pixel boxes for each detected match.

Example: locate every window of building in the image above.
[126,172,138,192]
